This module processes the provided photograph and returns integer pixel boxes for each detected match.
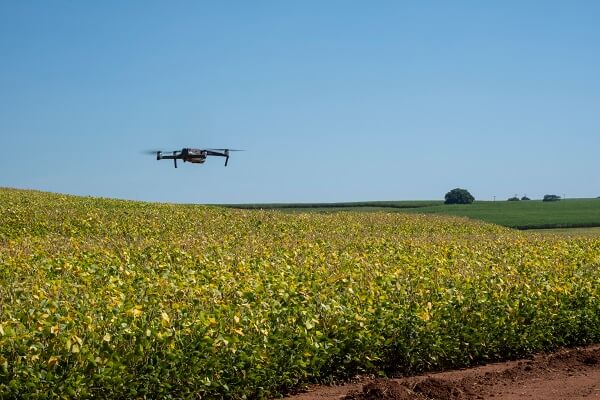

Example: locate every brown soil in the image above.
[285,344,600,400]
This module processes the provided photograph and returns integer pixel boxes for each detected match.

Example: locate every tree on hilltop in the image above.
[543,194,561,202]
[444,188,474,204]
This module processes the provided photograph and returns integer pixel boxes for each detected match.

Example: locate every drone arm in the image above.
[205,150,226,157]
[155,151,180,167]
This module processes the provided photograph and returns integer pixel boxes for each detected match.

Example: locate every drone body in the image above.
[151,148,242,168]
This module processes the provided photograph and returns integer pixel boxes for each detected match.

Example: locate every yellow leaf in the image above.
[47,356,59,368]
[161,311,171,325]
[417,310,431,321]
[129,306,143,318]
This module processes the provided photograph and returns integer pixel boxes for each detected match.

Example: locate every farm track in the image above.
[286,344,600,400]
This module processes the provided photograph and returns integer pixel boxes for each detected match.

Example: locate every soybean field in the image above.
[1,188,599,398]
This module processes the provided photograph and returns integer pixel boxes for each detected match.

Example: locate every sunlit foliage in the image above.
[1,188,599,398]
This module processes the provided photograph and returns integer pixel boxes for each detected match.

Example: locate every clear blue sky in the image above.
[1,1,598,203]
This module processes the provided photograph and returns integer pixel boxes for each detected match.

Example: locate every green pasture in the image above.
[402,198,600,229]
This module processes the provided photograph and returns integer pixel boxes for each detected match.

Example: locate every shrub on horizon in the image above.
[444,188,475,205]
[543,194,561,202]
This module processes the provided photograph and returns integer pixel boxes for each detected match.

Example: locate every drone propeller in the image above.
[142,149,183,154]
[206,148,244,152]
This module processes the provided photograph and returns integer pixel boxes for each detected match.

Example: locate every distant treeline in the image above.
[219,200,442,210]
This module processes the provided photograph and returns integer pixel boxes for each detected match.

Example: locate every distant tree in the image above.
[543,194,561,202]
[521,196,531,201]
[444,188,475,205]
[508,196,520,201]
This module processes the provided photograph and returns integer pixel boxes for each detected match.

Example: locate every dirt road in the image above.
[286,345,600,399]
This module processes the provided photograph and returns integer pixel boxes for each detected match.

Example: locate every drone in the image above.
[146,148,242,168]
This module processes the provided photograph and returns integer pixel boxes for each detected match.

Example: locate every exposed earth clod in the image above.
[287,345,600,400]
